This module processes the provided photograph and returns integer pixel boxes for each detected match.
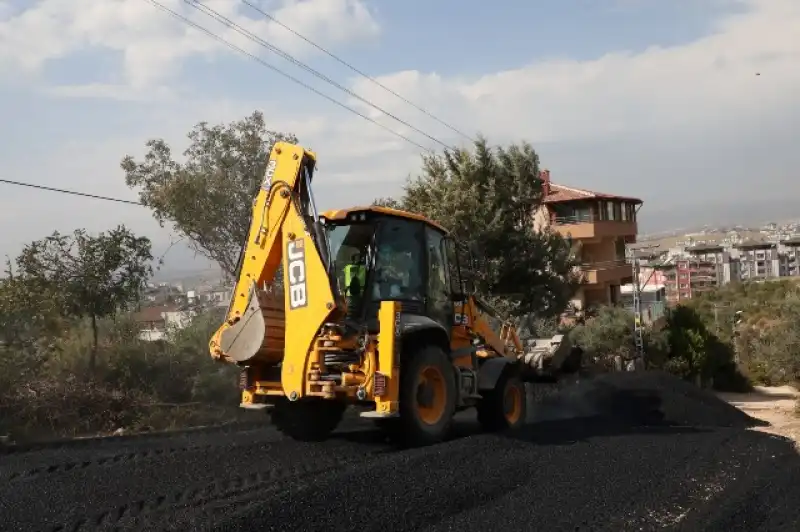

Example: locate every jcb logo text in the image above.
[287,239,308,309]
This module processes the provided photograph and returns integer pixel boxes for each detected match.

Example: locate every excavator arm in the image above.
[209,141,342,400]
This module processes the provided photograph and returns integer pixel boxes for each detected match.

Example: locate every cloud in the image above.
[2,0,799,264]
[0,0,380,88]
[345,0,799,145]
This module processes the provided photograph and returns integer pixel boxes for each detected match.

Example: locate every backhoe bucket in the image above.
[220,284,268,363]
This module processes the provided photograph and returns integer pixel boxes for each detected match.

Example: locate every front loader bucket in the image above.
[220,284,268,363]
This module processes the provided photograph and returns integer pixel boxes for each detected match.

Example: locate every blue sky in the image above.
[0,0,798,274]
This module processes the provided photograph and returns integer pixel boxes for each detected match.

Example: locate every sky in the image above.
[0,0,799,275]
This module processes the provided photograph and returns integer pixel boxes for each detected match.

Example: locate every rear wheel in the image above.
[270,397,346,442]
[477,368,527,432]
[394,344,456,446]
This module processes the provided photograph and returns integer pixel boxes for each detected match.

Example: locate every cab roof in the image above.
[320,205,449,234]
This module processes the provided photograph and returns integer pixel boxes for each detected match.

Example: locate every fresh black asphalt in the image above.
[1,371,798,532]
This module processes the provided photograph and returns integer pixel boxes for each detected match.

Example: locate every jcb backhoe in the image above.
[209,141,573,446]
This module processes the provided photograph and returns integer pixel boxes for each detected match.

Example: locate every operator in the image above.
[374,242,418,299]
[343,252,367,298]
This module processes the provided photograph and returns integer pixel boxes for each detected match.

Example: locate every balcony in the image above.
[580,259,631,285]
[552,214,637,240]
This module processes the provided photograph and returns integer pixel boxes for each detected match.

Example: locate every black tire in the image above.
[270,397,346,442]
[477,367,527,432]
[395,344,457,447]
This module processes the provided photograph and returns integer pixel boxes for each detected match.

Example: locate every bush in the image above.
[690,281,800,388]
[569,305,669,371]
[569,304,749,392]
[0,308,242,442]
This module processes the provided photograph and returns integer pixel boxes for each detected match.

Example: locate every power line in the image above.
[0,178,142,205]
[238,0,475,143]
[183,0,455,151]
[144,0,431,153]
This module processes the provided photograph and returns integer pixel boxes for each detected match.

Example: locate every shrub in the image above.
[0,308,242,442]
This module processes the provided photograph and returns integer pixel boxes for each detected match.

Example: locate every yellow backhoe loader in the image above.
[209,141,579,446]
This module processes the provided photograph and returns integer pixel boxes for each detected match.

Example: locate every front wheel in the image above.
[395,344,457,447]
[477,368,527,432]
[270,397,346,442]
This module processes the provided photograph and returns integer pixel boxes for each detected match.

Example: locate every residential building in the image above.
[735,241,779,280]
[133,304,195,342]
[778,237,800,277]
[686,244,735,284]
[533,169,642,314]
[661,258,721,303]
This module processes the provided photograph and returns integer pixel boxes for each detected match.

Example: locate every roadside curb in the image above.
[0,420,266,456]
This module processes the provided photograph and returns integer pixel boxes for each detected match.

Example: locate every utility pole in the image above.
[631,253,644,370]
[713,303,720,334]
[626,242,660,371]
[733,310,743,364]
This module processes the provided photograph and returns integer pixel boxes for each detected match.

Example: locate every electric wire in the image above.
[183,0,456,151]
[0,178,142,205]
[144,0,433,152]
[238,0,475,142]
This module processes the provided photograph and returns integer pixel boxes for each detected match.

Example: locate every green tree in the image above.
[0,259,64,350]
[14,225,154,371]
[378,136,582,318]
[121,111,297,278]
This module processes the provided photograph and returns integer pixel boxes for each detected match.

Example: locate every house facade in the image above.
[533,169,642,316]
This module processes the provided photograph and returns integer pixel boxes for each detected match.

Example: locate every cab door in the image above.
[424,226,453,329]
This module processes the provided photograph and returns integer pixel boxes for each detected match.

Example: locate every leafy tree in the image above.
[569,305,668,369]
[14,225,154,371]
[377,136,581,318]
[0,259,64,350]
[121,111,297,279]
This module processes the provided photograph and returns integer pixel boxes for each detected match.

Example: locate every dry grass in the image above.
[0,310,242,444]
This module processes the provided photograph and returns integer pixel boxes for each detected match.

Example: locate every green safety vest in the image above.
[344,264,366,296]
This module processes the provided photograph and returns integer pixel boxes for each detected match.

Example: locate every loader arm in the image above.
[457,295,523,359]
[209,141,343,399]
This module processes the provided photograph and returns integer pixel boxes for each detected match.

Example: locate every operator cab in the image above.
[320,207,465,334]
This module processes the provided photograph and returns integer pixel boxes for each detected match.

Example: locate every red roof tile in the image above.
[544,183,643,205]
[133,304,178,323]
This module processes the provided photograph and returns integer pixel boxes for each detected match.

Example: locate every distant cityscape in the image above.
[620,220,800,323]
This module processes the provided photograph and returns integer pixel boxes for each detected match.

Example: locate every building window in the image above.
[552,203,592,223]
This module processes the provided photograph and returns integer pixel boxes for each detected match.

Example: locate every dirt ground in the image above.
[718,385,800,448]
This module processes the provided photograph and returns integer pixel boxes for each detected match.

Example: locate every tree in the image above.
[0,258,64,350]
[377,136,582,318]
[15,225,154,371]
[121,110,297,278]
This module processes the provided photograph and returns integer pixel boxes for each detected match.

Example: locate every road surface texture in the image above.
[1,370,799,532]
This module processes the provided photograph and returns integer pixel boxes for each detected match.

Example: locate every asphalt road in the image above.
[1,378,799,532]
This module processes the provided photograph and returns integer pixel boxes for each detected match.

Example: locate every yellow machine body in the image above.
[209,141,558,445]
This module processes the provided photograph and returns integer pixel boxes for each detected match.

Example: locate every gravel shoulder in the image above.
[717,385,800,448]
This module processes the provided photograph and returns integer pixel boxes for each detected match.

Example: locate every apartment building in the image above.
[735,241,780,280]
[779,237,800,277]
[533,169,642,313]
[661,258,721,303]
